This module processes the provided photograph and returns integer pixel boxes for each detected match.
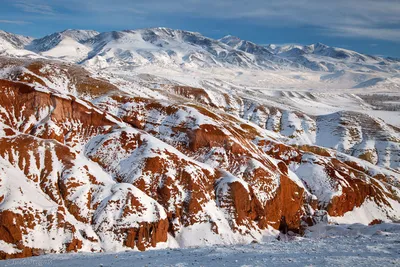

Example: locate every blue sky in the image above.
[1,0,400,57]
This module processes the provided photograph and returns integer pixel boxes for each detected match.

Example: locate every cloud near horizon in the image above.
[0,19,30,25]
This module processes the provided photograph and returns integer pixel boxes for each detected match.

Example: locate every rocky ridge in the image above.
[0,28,399,260]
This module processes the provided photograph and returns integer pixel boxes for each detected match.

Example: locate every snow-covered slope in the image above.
[0,30,32,50]
[219,35,292,65]
[267,42,399,73]
[0,27,399,261]
[28,29,99,52]
[221,37,400,74]
[79,28,279,69]
[0,30,37,58]
[27,29,99,62]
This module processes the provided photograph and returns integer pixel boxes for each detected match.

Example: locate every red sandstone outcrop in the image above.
[0,73,399,260]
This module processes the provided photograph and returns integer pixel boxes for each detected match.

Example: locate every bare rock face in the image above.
[0,67,399,260]
[0,79,118,151]
[263,174,305,231]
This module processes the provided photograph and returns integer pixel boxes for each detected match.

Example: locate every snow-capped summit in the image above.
[28,29,99,52]
[263,42,397,72]
[80,28,268,69]
[265,44,305,54]
[279,47,306,58]
[274,42,376,63]
[0,30,38,58]
[0,30,33,51]
[308,42,369,62]
[27,29,99,62]
[220,35,273,57]
[0,27,398,74]
[60,29,100,42]
[219,35,242,47]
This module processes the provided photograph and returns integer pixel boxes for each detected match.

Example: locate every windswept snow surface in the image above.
[1,223,399,267]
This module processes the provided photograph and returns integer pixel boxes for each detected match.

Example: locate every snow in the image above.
[0,241,21,255]
[174,220,265,248]
[330,199,400,225]
[1,223,399,267]
[0,157,57,213]
[0,26,400,262]
[40,37,92,62]
[0,155,102,253]
[290,156,342,204]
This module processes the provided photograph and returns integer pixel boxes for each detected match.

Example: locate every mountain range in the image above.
[1,28,399,73]
[0,27,399,260]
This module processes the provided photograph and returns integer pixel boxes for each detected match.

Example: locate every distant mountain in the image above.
[0,30,33,51]
[28,29,99,52]
[262,42,397,73]
[0,27,398,75]
[219,35,294,68]
[26,29,99,62]
[219,35,273,57]
[220,37,398,73]
[79,28,272,69]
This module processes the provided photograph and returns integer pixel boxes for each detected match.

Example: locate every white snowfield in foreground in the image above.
[1,223,399,267]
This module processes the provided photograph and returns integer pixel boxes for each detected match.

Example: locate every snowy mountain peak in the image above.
[219,35,242,46]
[312,42,328,50]
[0,30,33,50]
[59,29,100,42]
[0,27,398,74]
[81,28,254,68]
[27,29,99,53]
